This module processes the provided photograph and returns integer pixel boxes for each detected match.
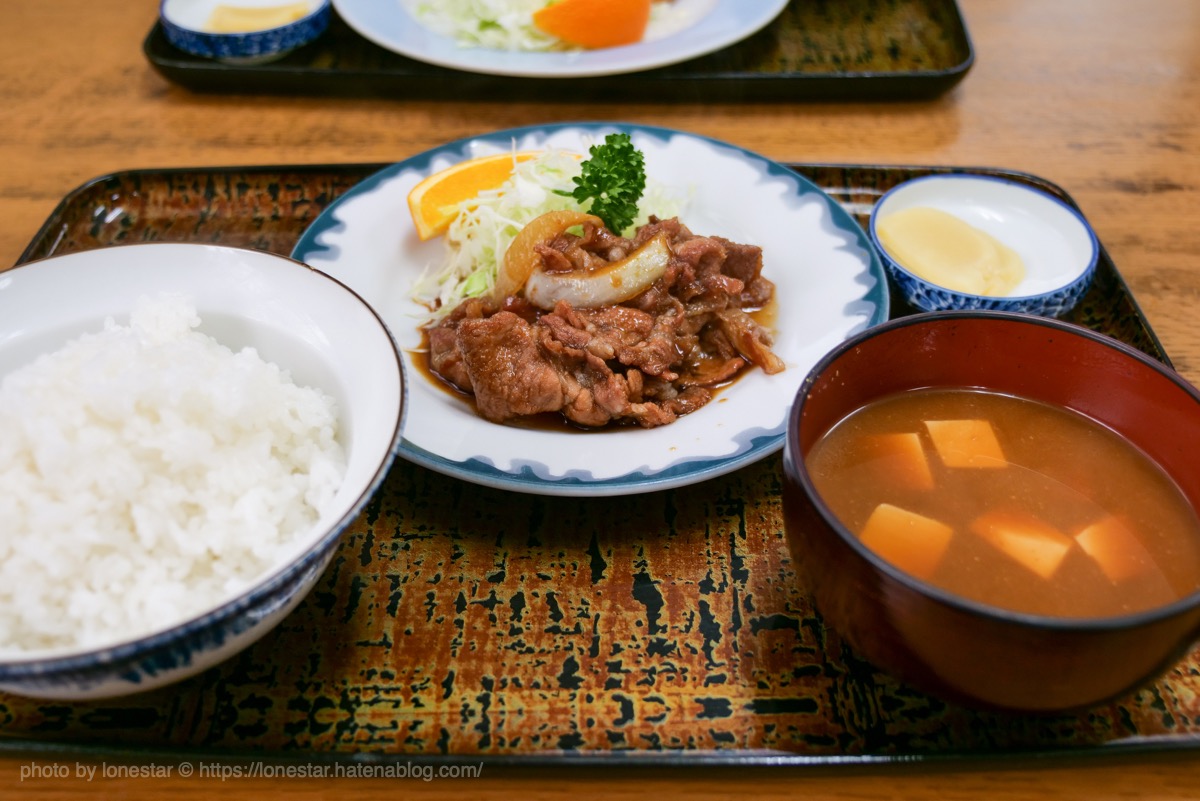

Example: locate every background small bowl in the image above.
[869,174,1099,317]
[782,311,1200,712]
[0,243,404,700]
[160,0,331,63]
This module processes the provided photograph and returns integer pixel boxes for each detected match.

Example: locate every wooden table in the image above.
[3,0,1200,797]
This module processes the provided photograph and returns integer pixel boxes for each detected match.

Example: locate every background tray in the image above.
[3,162,1194,767]
[144,0,974,101]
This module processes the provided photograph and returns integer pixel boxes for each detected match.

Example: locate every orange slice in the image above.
[407,152,540,241]
[532,0,652,50]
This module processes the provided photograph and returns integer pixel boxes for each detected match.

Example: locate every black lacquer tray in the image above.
[3,162,1195,768]
[144,0,974,101]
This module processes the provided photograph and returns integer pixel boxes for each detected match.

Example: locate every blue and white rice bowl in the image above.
[160,0,331,63]
[0,244,404,700]
[869,173,1099,317]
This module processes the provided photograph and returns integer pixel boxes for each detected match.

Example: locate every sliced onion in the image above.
[525,233,671,311]
[493,209,601,302]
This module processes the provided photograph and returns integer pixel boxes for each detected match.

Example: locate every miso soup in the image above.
[806,388,1200,618]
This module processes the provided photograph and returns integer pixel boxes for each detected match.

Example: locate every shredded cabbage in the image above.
[409,0,679,52]
[411,0,561,52]
[410,147,681,319]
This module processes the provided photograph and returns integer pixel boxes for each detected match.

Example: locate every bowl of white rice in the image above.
[0,243,405,699]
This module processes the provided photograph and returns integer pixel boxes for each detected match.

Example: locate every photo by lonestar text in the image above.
[17,760,486,782]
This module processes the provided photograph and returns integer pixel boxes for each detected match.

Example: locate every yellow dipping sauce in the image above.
[206,2,311,33]
[877,207,1026,296]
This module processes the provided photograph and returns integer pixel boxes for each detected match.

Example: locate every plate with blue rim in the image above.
[292,122,888,497]
[330,0,789,78]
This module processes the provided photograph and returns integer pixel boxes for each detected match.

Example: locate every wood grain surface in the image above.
[3,0,1200,798]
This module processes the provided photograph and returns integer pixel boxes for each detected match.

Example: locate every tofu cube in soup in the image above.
[924,419,1007,468]
[971,511,1074,579]
[859,503,954,580]
[1076,517,1158,583]
[861,433,935,490]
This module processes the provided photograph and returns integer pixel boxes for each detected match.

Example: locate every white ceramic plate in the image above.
[330,0,789,77]
[293,123,888,496]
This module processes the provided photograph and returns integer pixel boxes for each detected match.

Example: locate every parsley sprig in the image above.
[559,132,646,233]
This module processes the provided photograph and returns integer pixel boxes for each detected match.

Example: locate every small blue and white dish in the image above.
[869,173,1100,318]
[160,0,331,63]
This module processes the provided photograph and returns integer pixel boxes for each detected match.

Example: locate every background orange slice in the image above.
[407,152,540,241]
[532,0,652,50]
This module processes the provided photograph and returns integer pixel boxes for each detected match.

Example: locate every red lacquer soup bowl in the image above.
[782,311,1200,712]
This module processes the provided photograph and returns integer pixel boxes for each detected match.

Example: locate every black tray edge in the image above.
[141,5,976,103]
[1,727,1198,770]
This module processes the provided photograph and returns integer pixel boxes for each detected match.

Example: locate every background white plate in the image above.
[330,0,789,77]
[293,123,888,496]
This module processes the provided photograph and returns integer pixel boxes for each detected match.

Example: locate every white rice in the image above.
[0,294,347,654]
